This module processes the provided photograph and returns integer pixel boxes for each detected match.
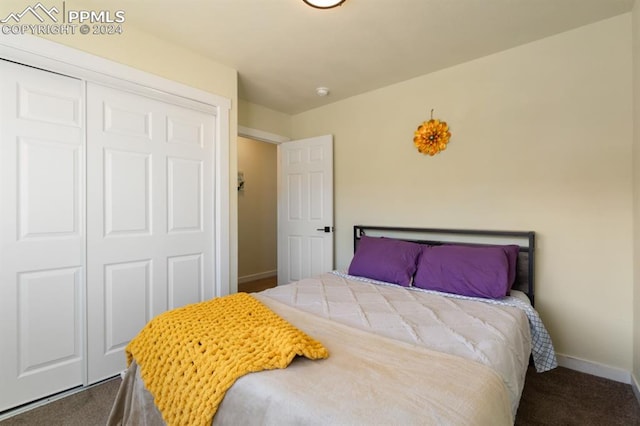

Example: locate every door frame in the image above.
[238,126,290,145]
[0,35,231,303]
[238,128,336,284]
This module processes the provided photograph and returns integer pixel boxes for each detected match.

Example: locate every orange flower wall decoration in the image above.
[413,111,451,156]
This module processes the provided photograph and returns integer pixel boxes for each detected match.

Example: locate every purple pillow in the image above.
[348,236,423,286]
[501,245,519,288]
[414,245,510,299]
[446,244,519,288]
[436,244,520,294]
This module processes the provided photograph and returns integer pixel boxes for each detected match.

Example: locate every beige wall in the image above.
[239,99,292,138]
[292,15,634,372]
[633,1,640,391]
[237,137,278,280]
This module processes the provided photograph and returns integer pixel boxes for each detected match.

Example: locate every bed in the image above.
[107,226,557,426]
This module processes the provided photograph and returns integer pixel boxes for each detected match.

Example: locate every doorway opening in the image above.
[237,135,278,293]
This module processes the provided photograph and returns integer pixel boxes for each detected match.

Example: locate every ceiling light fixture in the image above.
[303,0,346,9]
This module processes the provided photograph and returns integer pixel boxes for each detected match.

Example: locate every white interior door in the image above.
[277,135,333,284]
[86,83,215,383]
[0,60,85,411]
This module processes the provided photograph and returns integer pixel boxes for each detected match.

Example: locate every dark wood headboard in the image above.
[353,225,536,306]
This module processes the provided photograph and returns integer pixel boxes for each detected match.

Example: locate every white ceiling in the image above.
[124,0,633,114]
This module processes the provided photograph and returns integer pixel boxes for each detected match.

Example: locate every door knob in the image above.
[316,226,332,233]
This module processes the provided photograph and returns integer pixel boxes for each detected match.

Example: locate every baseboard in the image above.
[632,372,640,406]
[556,354,630,384]
[238,270,277,284]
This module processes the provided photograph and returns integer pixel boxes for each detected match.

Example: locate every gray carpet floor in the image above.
[516,366,640,425]
[0,378,121,426]
[1,366,638,425]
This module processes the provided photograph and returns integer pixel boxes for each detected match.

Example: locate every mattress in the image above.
[108,272,557,425]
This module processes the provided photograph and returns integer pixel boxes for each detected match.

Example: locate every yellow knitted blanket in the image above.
[125,292,329,426]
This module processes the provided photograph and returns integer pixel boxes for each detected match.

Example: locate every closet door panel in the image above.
[86,86,161,384]
[164,104,214,308]
[86,84,214,383]
[104,149,151,236]
[19,139,80,237]
[167,254,203,310]
[17,267,82,370]
[167,157,203,232]
[0,60,84,412]
[104,260,151,354]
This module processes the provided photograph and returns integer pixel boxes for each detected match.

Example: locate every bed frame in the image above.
[353,225,536,306]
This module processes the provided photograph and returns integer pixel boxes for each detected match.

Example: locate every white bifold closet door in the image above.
[0,60,85,411]
[86,83,215,383]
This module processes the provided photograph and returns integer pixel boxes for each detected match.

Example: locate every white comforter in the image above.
[259,272,532,415]
[109,272,552,425]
